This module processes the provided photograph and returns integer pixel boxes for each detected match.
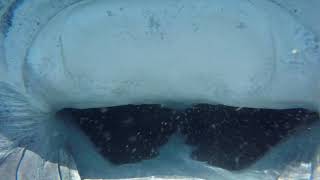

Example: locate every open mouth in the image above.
[55,104,319,179]
[1,0,320,180]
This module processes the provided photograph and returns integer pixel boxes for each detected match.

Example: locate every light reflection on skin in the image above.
[0,0,320,179]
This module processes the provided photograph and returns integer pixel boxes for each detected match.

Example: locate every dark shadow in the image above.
[56,103,319,179]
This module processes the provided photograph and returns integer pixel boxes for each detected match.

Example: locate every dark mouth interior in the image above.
[57,104,319,171]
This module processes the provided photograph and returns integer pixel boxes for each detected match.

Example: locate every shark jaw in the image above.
[1,0,320,179]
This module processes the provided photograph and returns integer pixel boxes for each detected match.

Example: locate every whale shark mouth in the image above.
[1,0,320,180]
[55,104,319,179]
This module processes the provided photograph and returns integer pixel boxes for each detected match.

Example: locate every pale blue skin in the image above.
[0,0,320,179]
[24,0,320,111]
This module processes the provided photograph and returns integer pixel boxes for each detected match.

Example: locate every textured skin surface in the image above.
[25,0,320,110]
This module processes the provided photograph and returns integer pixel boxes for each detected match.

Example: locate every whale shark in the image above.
[0,0,320,179]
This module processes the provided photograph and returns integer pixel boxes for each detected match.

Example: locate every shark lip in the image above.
[1,0,320,180]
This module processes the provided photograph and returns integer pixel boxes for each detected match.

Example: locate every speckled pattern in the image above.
[58,104,318,170]
[60,105,177,165]
[180,105,318,170]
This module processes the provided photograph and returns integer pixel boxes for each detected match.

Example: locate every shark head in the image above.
[0,0,320,179]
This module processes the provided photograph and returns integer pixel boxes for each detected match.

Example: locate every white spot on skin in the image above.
[291,48,299,54]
